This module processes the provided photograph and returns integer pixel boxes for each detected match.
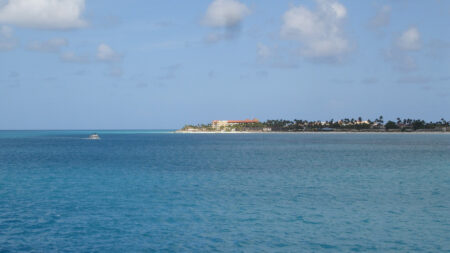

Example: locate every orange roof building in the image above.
[212,119,259,129]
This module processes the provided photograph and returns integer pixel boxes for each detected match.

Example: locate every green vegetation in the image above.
[180,117,450,132]
[181,124,214,131]
[385,121,400,130]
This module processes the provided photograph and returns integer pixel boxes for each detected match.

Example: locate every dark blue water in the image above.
[1,131,449,252]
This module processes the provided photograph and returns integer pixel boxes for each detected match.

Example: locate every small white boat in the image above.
[87,134,100,140]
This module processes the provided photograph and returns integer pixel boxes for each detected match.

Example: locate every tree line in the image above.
[182,117,450,132]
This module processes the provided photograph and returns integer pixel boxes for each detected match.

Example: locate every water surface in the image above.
[1,131,449,252]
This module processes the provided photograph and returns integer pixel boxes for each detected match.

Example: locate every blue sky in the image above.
[0,0,449,129]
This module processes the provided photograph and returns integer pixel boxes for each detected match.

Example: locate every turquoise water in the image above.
[1,131,449,252]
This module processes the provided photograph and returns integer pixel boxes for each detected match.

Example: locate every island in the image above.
[176,117,449,133]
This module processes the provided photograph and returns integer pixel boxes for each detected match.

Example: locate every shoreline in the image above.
[175,130,450,134]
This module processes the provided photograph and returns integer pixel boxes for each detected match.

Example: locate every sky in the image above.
[0,0,449,129]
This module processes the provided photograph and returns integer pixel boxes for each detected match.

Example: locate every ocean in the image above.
[0,131,449,252]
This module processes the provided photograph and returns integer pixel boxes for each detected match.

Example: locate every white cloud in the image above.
[27,38,68,52]
[370,5,391,28]
[203,0,250,28]
[96,43,123,78]
[280,0,350,61]
[257,43,271,59]
[385,27,422,72]
[0,0,87,29]
[202,0,250,43]
[396,26,421,51]
[0,25,17,50]
[97,43,120,62]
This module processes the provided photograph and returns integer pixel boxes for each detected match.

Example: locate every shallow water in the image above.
[1,131,449,252]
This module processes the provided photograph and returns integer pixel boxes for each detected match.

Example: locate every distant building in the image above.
[212,119,259,129]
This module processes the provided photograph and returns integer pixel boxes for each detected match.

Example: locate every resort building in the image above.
[212,119,259,130]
